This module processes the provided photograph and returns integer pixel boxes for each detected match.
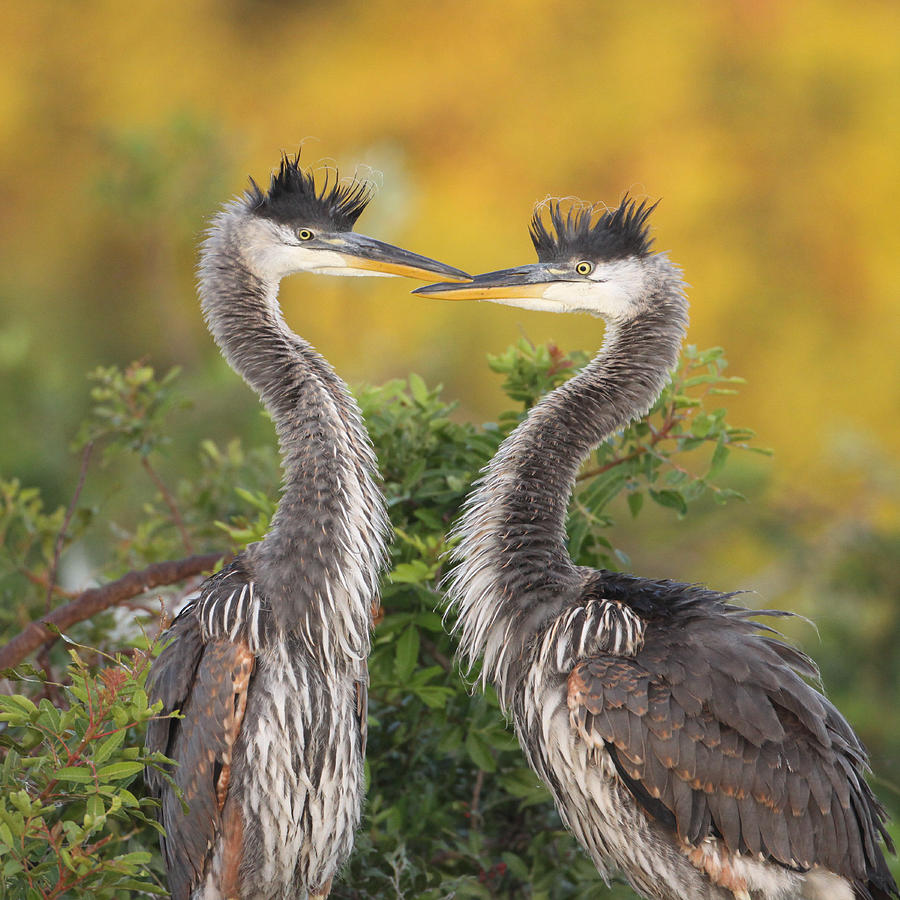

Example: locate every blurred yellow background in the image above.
[1,0,898,541]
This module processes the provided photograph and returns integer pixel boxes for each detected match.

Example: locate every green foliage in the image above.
[487,341,590,410]
[0,652,166,898]
[4,343,894,897]
[0,480,69,588]
[0,479,95,655]
[77,363,187,462]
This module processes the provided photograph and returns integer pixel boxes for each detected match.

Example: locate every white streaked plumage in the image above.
[145,153,467,900]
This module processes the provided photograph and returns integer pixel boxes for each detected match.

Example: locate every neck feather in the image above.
[198,209,389,648]
[447,256,688,683]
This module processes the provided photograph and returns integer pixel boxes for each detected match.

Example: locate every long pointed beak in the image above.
[329,233,470,283]
[411,263,559,300]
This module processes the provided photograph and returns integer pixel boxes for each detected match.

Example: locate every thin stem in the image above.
[575,414,680,482]
[420,635,453,673]
[470,768,485,829]
[35,645,64,707]
[45,442,94,614]
[20,570,78,599]
[140,456,193,554]
[34,442,95,704]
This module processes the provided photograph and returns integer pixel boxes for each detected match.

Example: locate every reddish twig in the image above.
[576,415,681,482]
[0,552,224,672]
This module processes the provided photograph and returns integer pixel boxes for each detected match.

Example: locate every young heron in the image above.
[414,198,897,900]
[145,153,468,900]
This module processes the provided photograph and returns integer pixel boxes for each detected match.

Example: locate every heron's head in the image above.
[413,196,665,321]
[232,152,469,284]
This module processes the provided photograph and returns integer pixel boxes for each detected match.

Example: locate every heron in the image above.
[414,198,897,900]
[144,153,469,900]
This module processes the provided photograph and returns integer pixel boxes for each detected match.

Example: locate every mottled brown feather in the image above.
[219,793,245,898]
[567,640,888,889]
[356,680,368,758]
[145,612,255,900]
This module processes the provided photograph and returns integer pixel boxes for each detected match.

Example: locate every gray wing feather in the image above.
[145,596,256,900]
[568,617,894,891]
[145,608,203,798]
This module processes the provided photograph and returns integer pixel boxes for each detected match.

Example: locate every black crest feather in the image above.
[529,195,658,263]
[249,151,374,231]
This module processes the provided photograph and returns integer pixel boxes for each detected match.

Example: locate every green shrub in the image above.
[0,652,166,898]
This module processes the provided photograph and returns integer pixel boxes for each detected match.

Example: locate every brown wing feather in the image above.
[145,610,255,900]
[567,629,890,889]
[356,679,368,757]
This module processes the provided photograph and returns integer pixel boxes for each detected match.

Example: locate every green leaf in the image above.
[579,467,629,511]
[681,373,719,387]
[391,561,432,584]
[648,489,688,516]
[96,761,144,780]
[55,767,95,784]
[3,695,37,717]
[93,729,126,765]
[696,346,725,364]
[86,795,104,820]
[415,611,445,632]
[713,487,747,505]
[2,857,24,878]
[501,851,531,880]
[464,730,496,772]
[413,686,454,709]
[627,492,643,518]
[708,436,730,478]
[499,768,550,805]
[113,881,168,894]
[409,373,429,406]
[112,851,152,866]
[115,788,140,808]
[9,790,36,814]
[393,627,420,683]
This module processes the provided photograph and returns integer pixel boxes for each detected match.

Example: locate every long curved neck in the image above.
[449,256,688,683]
[198,210,388,649]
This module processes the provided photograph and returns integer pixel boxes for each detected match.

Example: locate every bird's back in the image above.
[506,570,897,900]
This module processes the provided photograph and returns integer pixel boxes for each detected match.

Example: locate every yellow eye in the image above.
[575,261,593,276]
[297,228,314,241]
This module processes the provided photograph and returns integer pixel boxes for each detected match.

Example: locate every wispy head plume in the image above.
[529,194,658,262]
